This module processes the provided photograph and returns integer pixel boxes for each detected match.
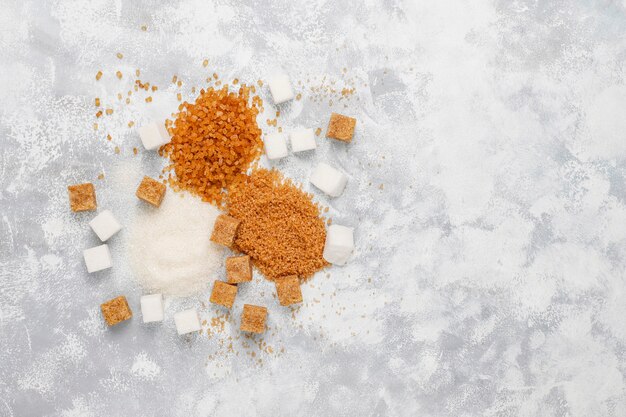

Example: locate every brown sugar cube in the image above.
[326,112,356,142]
[68,183,97,212]
[210,214,240,247]
[275,275,303,306]
[209,281,238,308]
[100,296,132,326]
[136,176,166,207]
[226,255,252,283]
[240,304,267,334]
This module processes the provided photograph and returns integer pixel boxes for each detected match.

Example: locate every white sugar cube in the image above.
[89,210,121,242]
[268,74,294,104]
[174,309,201,335]
[140,294,164,323]
[323,225,354,265]
[310,163,348,197]
[83,244,112,273]
[264,133,288,160]
[138,122,170,150]
[290,128,316,153]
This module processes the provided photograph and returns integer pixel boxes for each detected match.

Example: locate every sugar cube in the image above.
[209,281,238,308]
[136,176,166,207]
[310,163,348,197]
[326,113,356,142]
[323,224,354,265]
[275,275,302,306]
[89,210,122,241]
[264,133,288,160]
[101,296,132,326]
[138,121,170,150]
[240,304,267,334]
[83,244,112,273]
[68,183,97,212]
[268,74,294,104]
[290,128,316,153]
[140,294,164,323]
[210,214,240,247]
[174,309,201,335]
[226,255,252,283]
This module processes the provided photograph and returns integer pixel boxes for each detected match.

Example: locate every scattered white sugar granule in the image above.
[128,192,225,297]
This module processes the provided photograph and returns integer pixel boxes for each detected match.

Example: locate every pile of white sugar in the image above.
[128,192,225,297]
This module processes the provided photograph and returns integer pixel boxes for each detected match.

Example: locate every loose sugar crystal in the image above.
[89,209,121,241]
[100,296,132,326]
[226,255,252,283]
[68,183,97,212]
[290,128,316,153]
[275,275,303,306]
[209,281,238,308]
[83,244,112,273]
[210,214,240,247]
[264,133,288,160]
[323,224,354,265]
[268,74,294,104]
[326,113,356,142]
[138,121,170,150]
[140,294,164,323]
[240,304,267,334]
[174,309,201,335]
[136,176,166,207]
[310,162,348,197]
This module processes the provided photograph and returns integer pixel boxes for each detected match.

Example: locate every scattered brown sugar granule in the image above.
[97,173,104,180]
[116,52,123,59]
[95,98,100,107]
[68,183,97,212]
[210,214,240,247]
[136,176,166,207]
[145,96,152,103]
[240,304,267,334]
[315,127,322,136]
[105,108,113,115]
[209,281,237,308]
[226,255,252,283]
[95,71,103,81]
[116,71,123,79]
[100,296,132,326]
[228,168,328,281]
[141,24,147,31]
[275,275,303,306]
[326,112,356,142]
[160,84,263,205]
[95,110,102,118]
[203,59,209,67]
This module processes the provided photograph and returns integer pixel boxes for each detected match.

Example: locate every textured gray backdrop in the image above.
[2,0,626,416]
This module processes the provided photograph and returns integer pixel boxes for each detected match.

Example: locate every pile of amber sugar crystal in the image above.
[160,83,264,206]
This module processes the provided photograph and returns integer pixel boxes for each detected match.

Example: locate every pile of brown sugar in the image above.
[160,84,264,206]
[228,168,328,281]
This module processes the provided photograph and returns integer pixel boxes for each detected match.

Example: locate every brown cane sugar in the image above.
[136,176,166,207]
[68,183,97,212]
[227,168,328,281]
[240,304,267,334]
[275,275,303,306]
[160,83,264,206]
[101,296,132,326]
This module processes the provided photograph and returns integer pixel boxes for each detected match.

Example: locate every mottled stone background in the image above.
[2,0,626,416]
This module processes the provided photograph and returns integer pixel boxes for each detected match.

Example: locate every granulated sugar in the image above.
[128,192,225,297]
